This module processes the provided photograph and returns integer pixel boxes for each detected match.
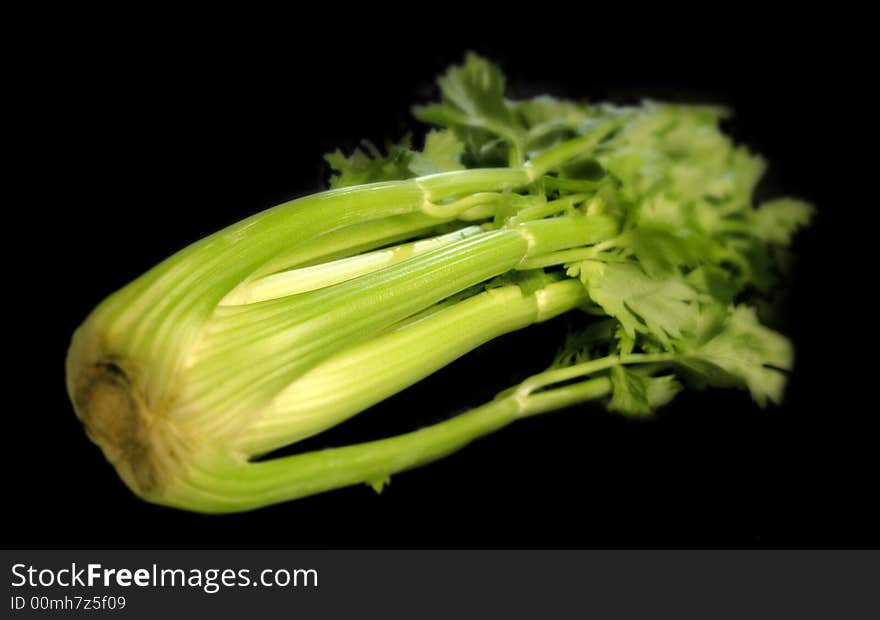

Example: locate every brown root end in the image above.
[73,361,160,496]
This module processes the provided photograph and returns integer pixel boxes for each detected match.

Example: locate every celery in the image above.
[66,54,812,512]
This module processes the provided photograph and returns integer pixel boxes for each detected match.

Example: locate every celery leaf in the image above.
[608,366,682,416]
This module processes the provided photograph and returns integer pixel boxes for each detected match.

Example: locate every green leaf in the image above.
[685,265,741,303]
[599,103,732,200]
[368,474,391,494]
[730,239,776,293]
[615,228,713,278]
[615,324,635,355]
[409,130,466,176]
[326,130,469,187]
[723,148,767,211]
[413,53,525,164]
[608,366,681,416]
[576,261,703,346]
[597,103,770,245]
[324,139,415,188]
[517,95,591,129]
[517,95,592,151]
[550,319,619,368]
[752,198,815,245]
[678,305,792,406]
[636,194,693,231]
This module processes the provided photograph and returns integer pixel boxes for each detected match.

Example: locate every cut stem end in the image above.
[71,359,163,497]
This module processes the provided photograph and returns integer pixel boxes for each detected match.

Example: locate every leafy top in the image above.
[325,53,812,414]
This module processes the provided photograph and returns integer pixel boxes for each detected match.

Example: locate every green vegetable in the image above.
[66,53,813,513]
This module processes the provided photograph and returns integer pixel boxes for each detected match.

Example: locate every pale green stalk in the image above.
[240,280,588,455]
[66,128,626,512]
[156,347,658,512]
[223,226,486,305]
[250,212,461,279]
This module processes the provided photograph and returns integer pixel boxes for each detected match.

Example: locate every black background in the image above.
[10,15,874,548]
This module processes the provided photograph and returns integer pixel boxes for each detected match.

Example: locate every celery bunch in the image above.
[66,54,812,512]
